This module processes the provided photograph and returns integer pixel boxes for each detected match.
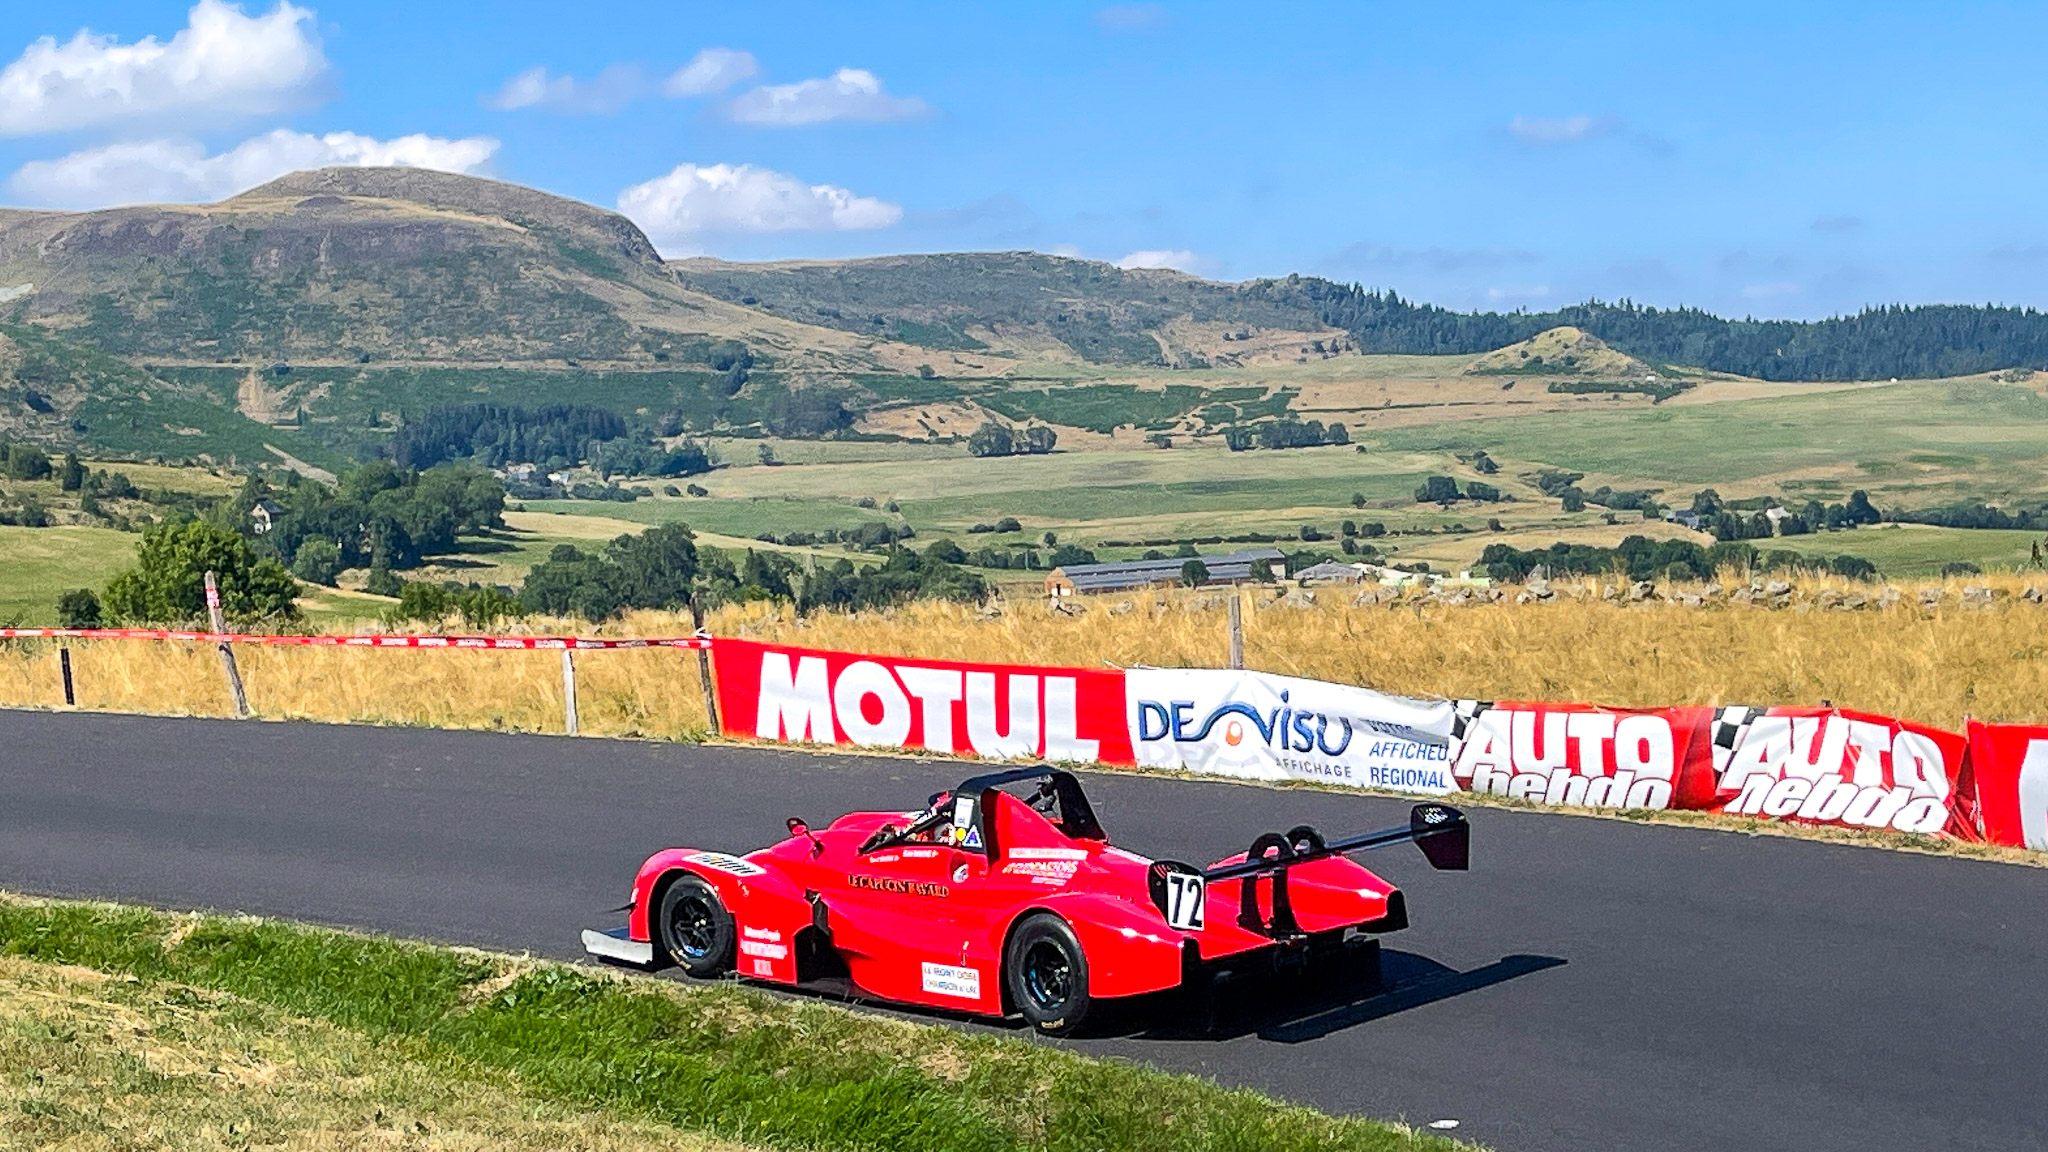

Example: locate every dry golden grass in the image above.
[717,573,2048,730]
[4,572,2048,738]
[0,634,715,739]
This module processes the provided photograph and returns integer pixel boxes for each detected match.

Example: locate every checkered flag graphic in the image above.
[1708,706,1759,774]
[1450,699,1491,743]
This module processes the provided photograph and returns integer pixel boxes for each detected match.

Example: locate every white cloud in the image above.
[1506,114,1615,144]
[1485,284,1553,302]
[0,1,327,137]
[1114,249,1199,272]
[664,48,756,97]
[617,163,900,246]
[727,68,927,126]
[8,129,498,209]
[488,64,647,113]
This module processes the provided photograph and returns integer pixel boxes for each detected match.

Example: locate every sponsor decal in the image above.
[849,874,950,898]
[750,958,775,977]
[687,851,766,876]
[742,926,782,942]
[1001,859,1080,886]
[1008,847,1089,861]
[951,861,971,883]
[714,639,1131,763]
[740,939,788,960]
[920,962,982,1000]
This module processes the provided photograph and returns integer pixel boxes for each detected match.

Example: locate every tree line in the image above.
[1240,276,2048,381]
[393,403,713,479]
[1479,536,1878,583]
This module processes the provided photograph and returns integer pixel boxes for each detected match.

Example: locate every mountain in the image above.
[670,251,1344,368]
[0,167,893,369]
[2,166,2047,465]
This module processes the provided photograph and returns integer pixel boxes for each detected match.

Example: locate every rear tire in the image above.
[1005,914,1090,1036]
[657,874,736,978]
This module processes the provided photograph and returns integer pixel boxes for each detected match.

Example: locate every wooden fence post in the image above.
[1227,592,1245,670]
[204,571,251,718]
[561,647,580,735]
[690,597,719,734]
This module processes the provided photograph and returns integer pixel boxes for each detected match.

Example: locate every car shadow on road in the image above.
[1096,948,1567,1043]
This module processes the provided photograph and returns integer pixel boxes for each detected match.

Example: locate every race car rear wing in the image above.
[1148,803,1469,939]
[1202,802,1469,882]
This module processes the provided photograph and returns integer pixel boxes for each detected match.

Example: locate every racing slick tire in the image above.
[1005,913,1091,1036]
[657,874,737,978]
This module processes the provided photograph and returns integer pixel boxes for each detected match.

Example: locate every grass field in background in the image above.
[0,526,137,625]
[0,894,1461,1152]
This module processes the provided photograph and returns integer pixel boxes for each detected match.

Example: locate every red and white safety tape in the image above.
[0,628,711,650]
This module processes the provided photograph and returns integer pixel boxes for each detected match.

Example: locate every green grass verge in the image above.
[0,895,1466,1152]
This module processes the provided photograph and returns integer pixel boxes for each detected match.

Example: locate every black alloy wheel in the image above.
[658,874,736,978]
[1004,913,1091,1035]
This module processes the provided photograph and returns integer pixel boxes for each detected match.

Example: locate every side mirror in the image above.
[788,816,824,856]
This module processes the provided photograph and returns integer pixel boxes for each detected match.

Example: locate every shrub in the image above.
[291,539,343,586]
[364,565,404,598]
[1415,475,1462,504]
[56,588,101,628]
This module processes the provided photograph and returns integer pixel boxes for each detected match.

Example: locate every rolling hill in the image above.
[2,166,2047,468]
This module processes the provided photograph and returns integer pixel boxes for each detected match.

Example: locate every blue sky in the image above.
[4,0,2046,319]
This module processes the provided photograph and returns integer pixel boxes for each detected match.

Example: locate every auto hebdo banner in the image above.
[1126,668,1460,792]
[711,639,1134,764]
[1964,721,2048,850]
[1704,706,1970,837]
[1447,701,1719,811]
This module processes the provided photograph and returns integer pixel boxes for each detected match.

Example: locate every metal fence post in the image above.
[59,646,75,705]
[204,571,251,718]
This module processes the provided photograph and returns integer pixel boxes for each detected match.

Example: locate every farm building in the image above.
[1293,561,1366,585]
[1045,548,1285,598]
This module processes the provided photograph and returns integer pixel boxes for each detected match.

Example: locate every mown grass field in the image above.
[528,370,2048,583]
[0,894,1463,1152]
[0,525,137,624]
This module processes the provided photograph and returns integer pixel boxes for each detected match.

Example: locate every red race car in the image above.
[582,766,1469,1034]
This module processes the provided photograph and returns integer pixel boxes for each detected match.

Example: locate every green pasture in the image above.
[0,526,137,625]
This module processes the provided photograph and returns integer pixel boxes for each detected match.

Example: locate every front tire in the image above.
[657,874,736,978]
[1005,914,1090,1036]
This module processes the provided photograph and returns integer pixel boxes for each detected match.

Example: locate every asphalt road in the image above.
[2,710,2042,1151]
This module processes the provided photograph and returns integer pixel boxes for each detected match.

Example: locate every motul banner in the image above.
[710,639,1134,764]
[1125,668,1460,792]
[1447,701,1718,811]
[1965,721,2048,850]
[1704,706,1968,836]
